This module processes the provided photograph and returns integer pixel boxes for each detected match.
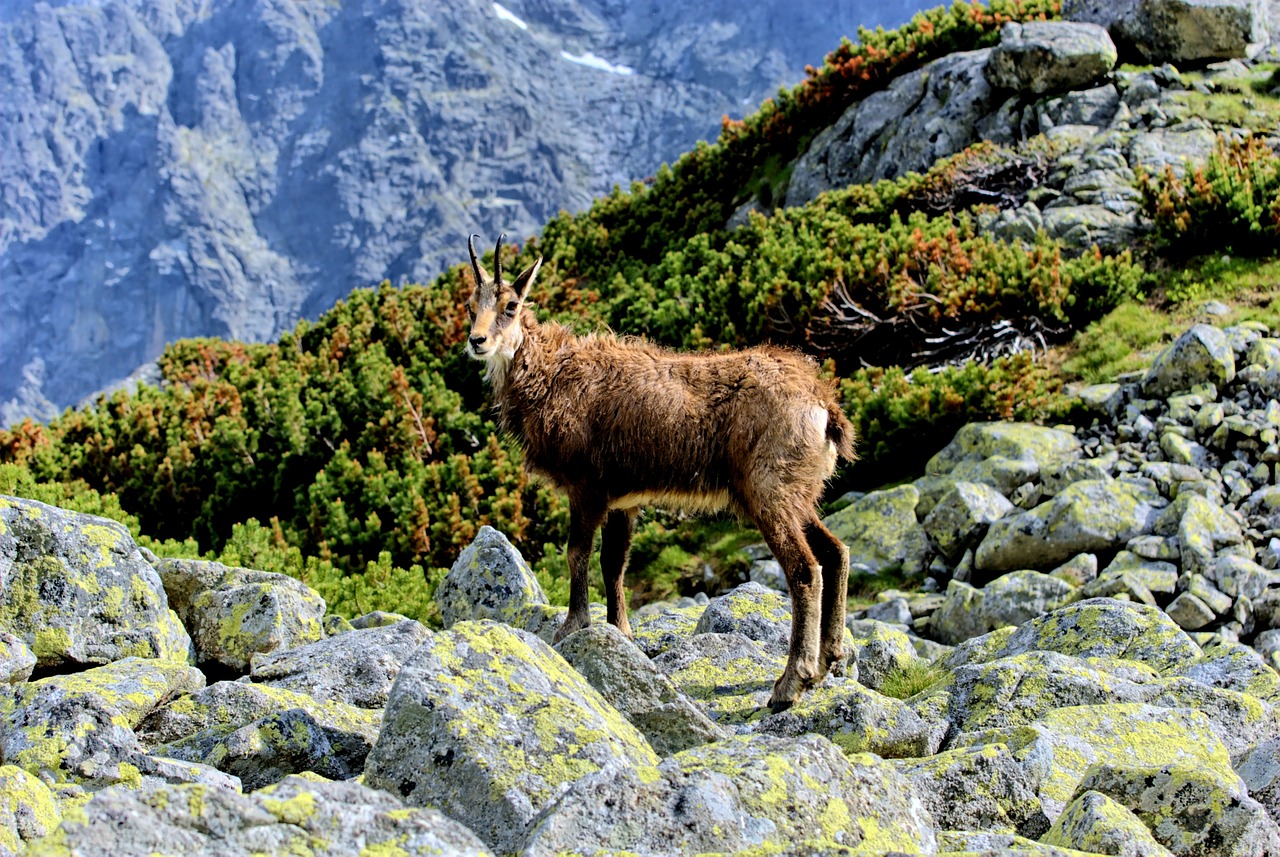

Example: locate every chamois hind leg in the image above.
[600,508,637,639]
[757,513,824,713]
[805,516,850,678]
[555,497,606,643]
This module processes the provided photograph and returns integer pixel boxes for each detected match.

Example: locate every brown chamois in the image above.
[463,234,857,711]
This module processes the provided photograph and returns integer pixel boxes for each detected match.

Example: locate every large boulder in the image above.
[892,743,1049,837]
[976,479,1164,572]
[157,558,325,673]
[691,581,792,654]
[755,678,937,758]
[1064,0,1267,63]
[0,496,192,667]
[922,481,1016,563]
[248,618,432,708]
[652,632,785,725]
[1141,323,1237,398]
[362,620,659,855]
[1041,789,1179,857]
[822,484,930,576]
[519,734,938,857]
[434,525,549,627]
[554,623,726,756]
[33,776,494,857]
[0,765,60,855]
[931,571,1078,645]
[985,21,1118,95]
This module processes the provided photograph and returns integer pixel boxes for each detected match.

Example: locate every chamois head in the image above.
[465,233,542,368]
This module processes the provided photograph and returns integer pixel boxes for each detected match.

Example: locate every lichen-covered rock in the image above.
[1236,738,1280,825]
[922,422,1082,506]
[554,623,726,756]
[924,481,1017,565]
[847,621,925,692]
[1167,591,1217,630]
[3,657,205,787]
[692,581,792,655]
[1142,323,1237,398]
[1145,677,1279,762]
[1172,638,1280,705]
[29,776,494,857]
[0,632,35,685]
[158,558,325,672]
[931,580,992,646]
[755,678,936,758]
[961,598,1202,674]
[652,632,785,725]
[821,484,930,575]
[350,610,412,629]
[969,703,1236,818]
[435,525,548,627]
[630,602,704,658]
[1041,789,1175,857]
[0,496,192,667]
[891,743,1048,837]
[931,571,1078,645]
[362,620,659,855]
[249,618,431,708]
[1073,761,1280,857]
[985,21,1118,95]
[140,680,381,789]
[519,734,938,856]
[1156,494,1244,578]
[1132,0,1268,64]
[0,765,60,855]
[976,479,1163,572]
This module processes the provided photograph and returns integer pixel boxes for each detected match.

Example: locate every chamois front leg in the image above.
[759,516,824,713]
[554,498,606,643]
[600,508,637,639]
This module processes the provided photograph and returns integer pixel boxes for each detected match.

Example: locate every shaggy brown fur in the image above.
[464,235,856,711]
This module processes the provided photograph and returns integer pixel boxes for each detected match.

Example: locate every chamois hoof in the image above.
[766,694,796,715]
[822,649,847,678]
[553,612,591,644]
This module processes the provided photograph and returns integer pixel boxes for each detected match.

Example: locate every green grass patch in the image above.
[878,660,949,699]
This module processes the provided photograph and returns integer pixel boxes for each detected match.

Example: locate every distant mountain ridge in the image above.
[0,0,928,424]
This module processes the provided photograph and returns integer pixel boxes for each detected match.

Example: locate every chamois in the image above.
[463,234,857,711]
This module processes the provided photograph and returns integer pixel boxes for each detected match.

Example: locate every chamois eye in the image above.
[505,300,518,315]
[466,305,475,320]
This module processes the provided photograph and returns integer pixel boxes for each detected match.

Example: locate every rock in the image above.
[1236,737,1280,825]
[140,680,381,789]
[922,481,1016,563]
[35,775,494,857]
[435,525,548,627]
[931,580,991,646]
[847,621,925,692]
[1049,553,1100,587]
[892,743,1049,837]
[1173,638,1280,704]
[1156,493,1244,578]
[349,610,412,629]
[554,623,726,756]
[692,581,792,655]
[976,479,1163,572]
[1041,789,1176,857]
[630,602,704,659]
[1132,0,1268,64]
[1167,591,1217,629]
[3,657,204,787]
[652,632,784,725]
[362,620,658,855]
[519,734,938,856]
[158,558,325,673]
[0,632,35,685]
[931,571,1079,646]
[1142,323,1237,398]
[985,21,1118,95]
[249,618,431,708]
[0,765,60,855]
[0,496,193,667]
[755,679,937,758]
[1073,761,1280,856]
[822,484,930,576]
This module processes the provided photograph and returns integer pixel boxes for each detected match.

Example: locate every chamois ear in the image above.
[511,256,542,303]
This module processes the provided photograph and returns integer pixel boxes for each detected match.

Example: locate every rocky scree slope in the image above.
[2,318,1280,855]
[0,0,921,424]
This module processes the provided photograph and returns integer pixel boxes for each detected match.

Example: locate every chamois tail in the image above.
[826,401,858,463]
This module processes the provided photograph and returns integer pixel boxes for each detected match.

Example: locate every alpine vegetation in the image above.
[464,234,857,711]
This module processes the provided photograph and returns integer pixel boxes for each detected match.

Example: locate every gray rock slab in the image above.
[435,525,548,627]
[986,21,1118,95]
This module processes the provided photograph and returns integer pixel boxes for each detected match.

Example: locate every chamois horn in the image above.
[494,233,506,287]
[468,233,486,289]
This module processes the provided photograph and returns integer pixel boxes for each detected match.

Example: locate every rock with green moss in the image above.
[511,601,608,644]
[848,621,927,692]
[0,765,60,855]
[936,829,1092,853]
[1072,761,1280,856]
[1041,789,1174,857]
[755,678,937,758]
[967,703,1238,819]
[434,525,548,627]
[0,495,193,668]
[931,580,994,646]
[891,743,1048,837]
[823,484,930,575]
[986,21,1118,96]
[976,479,1164,572]
[652,632,785,725]
[158,558,325,673]
[350,609,412,629]
[362,619,659,855]
[0,632,34,685]
[519,733,938,856]
[2,657,205,788]
[1142,323,1236,398]
[931,570,1078,646]
[1155,493,1244,579]
[25,775,494,857]
[1172,638,1280,705]
[922,481,1017,563]
[249,618,431,708]
[630,601,705,658]
[1144,677,1278,762]
[554,623,726,757]
[692,582,793,655]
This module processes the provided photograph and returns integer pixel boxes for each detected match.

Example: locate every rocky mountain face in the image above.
[0,0,925,425]
[2,317,1280,854]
